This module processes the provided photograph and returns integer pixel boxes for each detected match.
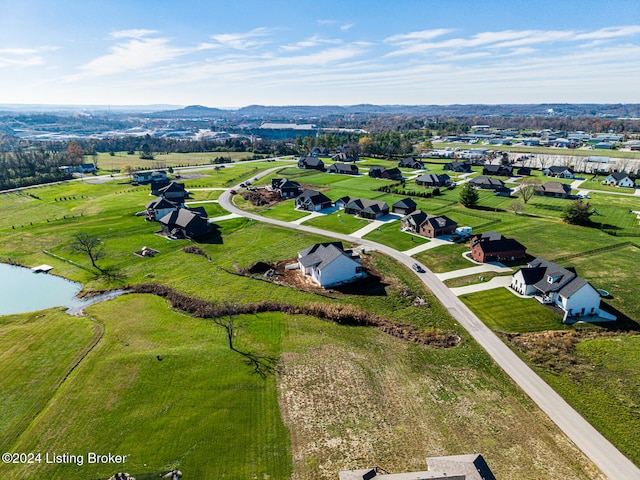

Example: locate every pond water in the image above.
[0,263,88,315]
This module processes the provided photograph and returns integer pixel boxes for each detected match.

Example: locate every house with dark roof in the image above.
[469,230,526,263]
[443,161,472,173]
[339,453,496,480]
[534,181,572,198]
[271,178,302,198]
[295,190,332,211]
[416,173,450,188]
[542,166,575,179]
[391,198,417,215]
[368,166,403,180]
[297,242,365,287]
[517,166,532,176]
[158,181,188,202]
[146,197,179,221]
[398,157,424,169]
[150,179,171,196]
[602,172,636,188]
[327,163,359,175]
[401,210,457,238]
[332,151,358,162]
[469,176,506,192]
[297,156,325,171]
[158,207,211,239]
[309,146,329,157]
[344,198,389,219]
[511,257,615,323]
[482,164,513,176]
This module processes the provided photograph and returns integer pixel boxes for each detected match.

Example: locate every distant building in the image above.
[298,156,325,171]
[602,172,636,188]
[534,181,571,198]
[76,163,97,173]
[542,166,575,179]
[398,157,424,169]
[133,170,168,184]
[368,166,403,180]
[327,163,359,175]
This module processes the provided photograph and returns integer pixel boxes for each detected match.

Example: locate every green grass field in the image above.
[1,157,639,477]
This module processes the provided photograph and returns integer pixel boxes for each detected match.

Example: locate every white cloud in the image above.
[69,34,185,79]
[110,29,158,39]
[340,23,354,32]
[209,27,272,50]
[280,35,341,52]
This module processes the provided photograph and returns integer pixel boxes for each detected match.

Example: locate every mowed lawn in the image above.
[0,310,99,452]
[2,295,292,480]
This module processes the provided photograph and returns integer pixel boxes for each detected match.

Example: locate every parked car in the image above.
[229,189,237,194]
[412,263,424,273]
[448,234,463,243]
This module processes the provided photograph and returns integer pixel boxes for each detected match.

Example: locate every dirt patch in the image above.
[241,187,282,206]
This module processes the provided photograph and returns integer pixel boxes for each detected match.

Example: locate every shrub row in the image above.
[128,283,461,348]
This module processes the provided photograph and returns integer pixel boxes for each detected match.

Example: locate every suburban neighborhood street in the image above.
[218,179,640,480]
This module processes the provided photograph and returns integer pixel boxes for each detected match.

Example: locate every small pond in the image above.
[0,263,89,315]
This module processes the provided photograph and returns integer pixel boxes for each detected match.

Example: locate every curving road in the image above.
[218,168,640,480]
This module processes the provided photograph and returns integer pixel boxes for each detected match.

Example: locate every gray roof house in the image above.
[298,156,325,170]
[391,198,417,215]
[534,181,571,198]
[602,172,636,188]
[542,166,575,179]
[146,197,179,221]
[338,453,496,480]
[416,173,451,187]
[158,207,211,239]
[368,166,403,180]
[511,257,615,323]
[298,242,365,287]
[295,190,332,211]
[344,198,389,219]
[327,163,359,175]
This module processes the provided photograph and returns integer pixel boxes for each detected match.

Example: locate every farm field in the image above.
[0,161,639,477]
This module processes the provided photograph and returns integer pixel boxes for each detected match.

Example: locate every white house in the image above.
[511,258,615,323]
[602,172,636,188]
[297,242,365,287]
[542,166,575,179]
[133,170,168,184]
[146,197,178,221]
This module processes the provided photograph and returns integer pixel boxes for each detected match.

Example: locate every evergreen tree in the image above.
[459,182,479,208]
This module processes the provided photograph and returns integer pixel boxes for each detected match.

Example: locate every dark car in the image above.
[412,263,424,273]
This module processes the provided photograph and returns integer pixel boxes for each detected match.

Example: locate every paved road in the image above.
[218,170,640,480]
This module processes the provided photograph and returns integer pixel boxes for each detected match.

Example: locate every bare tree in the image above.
[509,200,525,215]
[70,232,106,271]
[213,303,242,351]
[519,177,541,204]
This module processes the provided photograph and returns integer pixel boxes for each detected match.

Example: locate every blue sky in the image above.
[1,0,639,107]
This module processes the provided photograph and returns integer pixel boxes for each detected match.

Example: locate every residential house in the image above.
[602,172,636,188]
[158,181,188,202]
[511,257,615,323]
[469,230,526,263]
[398,157,424,169]
[517,166,532,176]
[158,207,211,239]
[309,146,329,157]
[401,210,457,238]
[334,196,351,210]
[534,181,572,198]
[332,151,358,162]
[297,156,325,171]
[76,163,97,173]
[482,164,513,176]
[368,166,403,180]
[271,178,302,198]
[542,166,575,179]
[469,175,505,190]
[391,198,417,215]
[415,173,451,187]
[327,163,359,175]
[133,170,168,184]
[295,190,332,211]
[150,179,171,196]
[146,197,179,221]
[344,198,389,219]
[297,242,365,287]
[443,161,472,173]
[594,141,615,150]
[339,453,496,480]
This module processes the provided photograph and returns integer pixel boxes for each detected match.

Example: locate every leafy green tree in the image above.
[459,182,479,208]
[562,199,593,225]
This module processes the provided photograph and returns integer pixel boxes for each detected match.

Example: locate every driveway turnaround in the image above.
[218,180,640,480]
[435,263,512,281]
[448,275,512,296]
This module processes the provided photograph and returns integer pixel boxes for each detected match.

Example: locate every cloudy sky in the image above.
[1,0,639,107]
